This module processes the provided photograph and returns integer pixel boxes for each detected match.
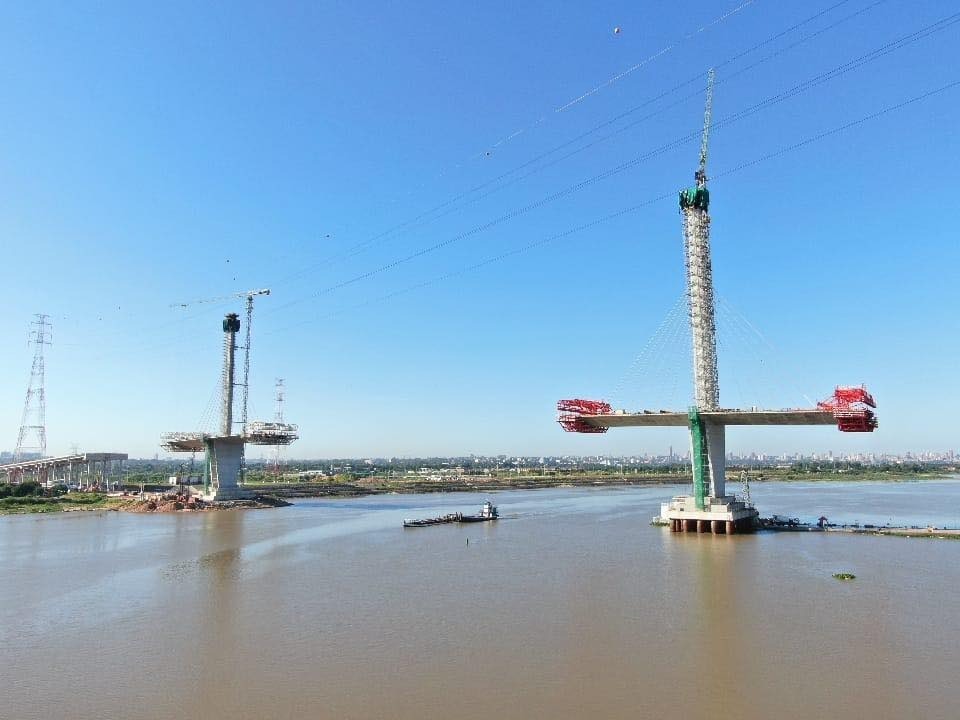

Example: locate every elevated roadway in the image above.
[580,409,837,429]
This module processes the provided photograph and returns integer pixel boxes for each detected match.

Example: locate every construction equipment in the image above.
[817,386,878,432]
[171,289,270,434]
[161,310,298,501]
[557,399,612,433]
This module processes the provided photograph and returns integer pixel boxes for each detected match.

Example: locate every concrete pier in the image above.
[661,494,758,534]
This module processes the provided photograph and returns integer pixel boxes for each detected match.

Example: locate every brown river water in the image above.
[2,479,959,720]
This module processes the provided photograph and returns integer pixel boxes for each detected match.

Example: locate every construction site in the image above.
[557,70,878,533]
[2,76,882,521]
[2,291,299,507]
[159,290,299,502]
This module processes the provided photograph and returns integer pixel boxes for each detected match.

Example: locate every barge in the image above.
[403,500,498,528]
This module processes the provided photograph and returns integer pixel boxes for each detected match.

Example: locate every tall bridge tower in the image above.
[162,307,299,502]
[679,69,729,508]
[557,71,877,534]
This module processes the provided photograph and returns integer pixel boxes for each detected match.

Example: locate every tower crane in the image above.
[696,68,715,189]
[171,288,271,433]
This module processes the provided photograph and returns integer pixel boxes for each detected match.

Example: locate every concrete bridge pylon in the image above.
[556,70,877,534]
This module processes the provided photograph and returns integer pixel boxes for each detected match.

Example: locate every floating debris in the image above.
[832,572,856,581]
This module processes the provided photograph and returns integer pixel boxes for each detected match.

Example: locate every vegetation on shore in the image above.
[241,463,951,499]
[0,482,123,515]
[1,462,954,514]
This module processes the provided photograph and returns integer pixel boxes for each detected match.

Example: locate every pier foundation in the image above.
[661,495,758,534]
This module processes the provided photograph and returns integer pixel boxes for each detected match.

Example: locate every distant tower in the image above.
[14,314,52,461]
[221,313,240,435]
[162,310,297,501]
[271,378,286,475]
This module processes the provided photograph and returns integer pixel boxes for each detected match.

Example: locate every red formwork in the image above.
[557,399,612,434]
[817,386,878,432]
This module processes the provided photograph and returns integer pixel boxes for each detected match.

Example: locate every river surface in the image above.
[2,479,959,720]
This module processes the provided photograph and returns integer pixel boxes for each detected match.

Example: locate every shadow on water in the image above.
[190,511,246,718]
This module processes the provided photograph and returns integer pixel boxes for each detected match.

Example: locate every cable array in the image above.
[607,295,693,411]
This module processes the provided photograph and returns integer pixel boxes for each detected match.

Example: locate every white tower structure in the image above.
[682,69,719,411]
[679,69,728,504]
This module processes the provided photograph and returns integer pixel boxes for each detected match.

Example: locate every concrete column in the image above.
[221,314,240,436]
[726,520,735,534]
[697,520,706,533]
[705,421,726,498]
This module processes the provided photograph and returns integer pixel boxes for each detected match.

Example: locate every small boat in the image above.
[403,501,499,528]
[457,500,499,523]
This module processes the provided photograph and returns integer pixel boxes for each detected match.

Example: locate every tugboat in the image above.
[457,500,499,523]
[403,501,499,528]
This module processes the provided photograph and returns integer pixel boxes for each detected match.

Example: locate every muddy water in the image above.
[2,480,959,719]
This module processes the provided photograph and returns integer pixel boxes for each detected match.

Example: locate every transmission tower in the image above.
[14,314,52,461]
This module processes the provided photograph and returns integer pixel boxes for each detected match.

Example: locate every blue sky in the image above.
[1,0,958,459]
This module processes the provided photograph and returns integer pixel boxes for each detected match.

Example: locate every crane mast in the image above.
[697,68,715,188]
[240,289,270,434]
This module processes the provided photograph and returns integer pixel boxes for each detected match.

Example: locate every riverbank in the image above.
[0,492,290,515]
[118,493,290,513]
[246,467,947,499]
[1,468,949,515]
[764,524,960,540]
[0,492,126,515]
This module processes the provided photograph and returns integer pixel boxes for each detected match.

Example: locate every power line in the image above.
[72,41,960,377]
[261,76,960,336]
[270,0,876,287]
[349,0,891,261]
[68,34,960,368]
[70,71,958,402]
[554,1,756,113]
[448,2,758,166]
[269,14,959,315]
[712,78,960,181]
